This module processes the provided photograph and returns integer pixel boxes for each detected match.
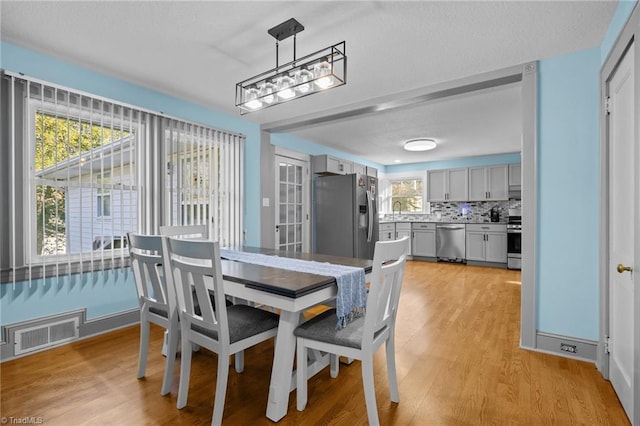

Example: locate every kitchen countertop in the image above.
[380,220,508,224]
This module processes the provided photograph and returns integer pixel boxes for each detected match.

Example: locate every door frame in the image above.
[599,5,640,424]
[273,147,311,252]
[262,63,538,350]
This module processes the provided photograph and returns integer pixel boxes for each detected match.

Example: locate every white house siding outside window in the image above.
[0,72,245,283]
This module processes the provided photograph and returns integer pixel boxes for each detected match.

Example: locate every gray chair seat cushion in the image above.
[294,309,368,349]
[192,305,279,344]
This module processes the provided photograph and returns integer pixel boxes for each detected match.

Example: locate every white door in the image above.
[275,155,310,252]
[608,43,636,423]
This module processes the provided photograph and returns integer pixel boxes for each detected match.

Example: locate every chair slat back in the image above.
[128,233,167,309]
[163,237,230,344]
[159,224,208,239]
[363,236,409,342]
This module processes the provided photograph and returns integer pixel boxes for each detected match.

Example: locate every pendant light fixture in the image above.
[235,18,347,114]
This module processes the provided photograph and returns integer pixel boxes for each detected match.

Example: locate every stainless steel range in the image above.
[507,208,522,270]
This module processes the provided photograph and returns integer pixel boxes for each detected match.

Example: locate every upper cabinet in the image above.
[468,165,508,201]
[427,168,468,202]
[352,162,366,176]
[509,163,521,187]
[312,154,352,175]
[312,155,377,177]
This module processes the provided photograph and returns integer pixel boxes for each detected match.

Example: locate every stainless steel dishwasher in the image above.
[436,223,466,263]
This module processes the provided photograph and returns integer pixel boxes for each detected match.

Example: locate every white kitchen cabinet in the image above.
[411,222,436,257]
[509,163,521,187]
[353,162,366,175]
[395,222,412,255]
[379,222,395,241]
[485,232,508,263]
[366,166,378,178]
[468,165,508,201]
[465,231,486,261]
[465,224,507,263]
[312,154,353,175]
[427,168,468,202]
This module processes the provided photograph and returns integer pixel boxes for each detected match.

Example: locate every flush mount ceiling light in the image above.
[235,18,347,114]
[403,139,437,151]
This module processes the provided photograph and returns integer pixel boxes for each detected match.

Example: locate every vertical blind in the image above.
[163,118,244,247]
[0,71,245,284]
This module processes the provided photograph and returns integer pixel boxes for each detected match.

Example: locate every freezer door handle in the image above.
[366,190,373,242]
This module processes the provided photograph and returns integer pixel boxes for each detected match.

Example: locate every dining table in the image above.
[219,246,373,422]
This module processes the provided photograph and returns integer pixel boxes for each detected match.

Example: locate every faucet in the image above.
[392,201,402,220]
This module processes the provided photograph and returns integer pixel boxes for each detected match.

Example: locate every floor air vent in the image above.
[14,317,80,356]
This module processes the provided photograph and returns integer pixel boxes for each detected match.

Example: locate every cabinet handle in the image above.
[488,191,491,198]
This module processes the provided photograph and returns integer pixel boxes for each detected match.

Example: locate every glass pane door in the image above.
[275,156,307,252]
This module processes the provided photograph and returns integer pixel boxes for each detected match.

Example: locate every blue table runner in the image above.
[220,249,366,328]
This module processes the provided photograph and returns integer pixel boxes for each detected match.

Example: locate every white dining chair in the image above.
[159,224,208,239]
[157,224,210,356]
[127,232,179,396]
[162,237,279,426]
[294,236,410,426]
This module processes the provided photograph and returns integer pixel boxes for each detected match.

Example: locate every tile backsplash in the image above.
[382,199,522,223]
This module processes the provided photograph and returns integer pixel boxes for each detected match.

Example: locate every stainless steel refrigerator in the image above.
[314,173,378,259]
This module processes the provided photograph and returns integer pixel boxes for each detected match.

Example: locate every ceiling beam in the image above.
[261,63,526,134]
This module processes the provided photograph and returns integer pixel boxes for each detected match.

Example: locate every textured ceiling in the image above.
[1,1,617,165]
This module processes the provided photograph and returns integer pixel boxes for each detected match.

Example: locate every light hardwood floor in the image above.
[0,261,629,425]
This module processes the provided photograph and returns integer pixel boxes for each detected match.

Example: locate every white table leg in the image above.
[266,310,301,422]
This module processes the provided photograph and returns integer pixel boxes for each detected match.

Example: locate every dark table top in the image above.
[220,246,373,298]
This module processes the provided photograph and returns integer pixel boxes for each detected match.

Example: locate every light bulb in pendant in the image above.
[244,87,262,110]
[259,82,277,104]
[294,69,314,94]
[314,61,334,89]
[276,76,296,100]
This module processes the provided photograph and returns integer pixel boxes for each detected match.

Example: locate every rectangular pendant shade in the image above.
[235,41,346,114]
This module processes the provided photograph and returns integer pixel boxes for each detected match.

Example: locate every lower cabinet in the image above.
[465,224,507,264]
[411,223,436,257]
[395,222,412,255]
[379,223,395,241]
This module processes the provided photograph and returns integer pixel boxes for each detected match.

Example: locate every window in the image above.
[390,178,424,212]
[31,103,136,258]
[2,72,244,283]
[163,121,244,248]
[96,193,111,218]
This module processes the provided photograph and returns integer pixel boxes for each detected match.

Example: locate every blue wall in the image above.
[537,48,601,340]
[0,0,633,341]
[0,41,267,325]
[601,1,637,63]
[384,152,521,174]
[271,133,384,170]
[0,41,263,247]
[0,270,138,324]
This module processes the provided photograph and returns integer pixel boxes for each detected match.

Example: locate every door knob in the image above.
[617,263,633,274]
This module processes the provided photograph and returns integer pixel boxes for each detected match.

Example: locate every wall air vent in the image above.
[11,314,80,356]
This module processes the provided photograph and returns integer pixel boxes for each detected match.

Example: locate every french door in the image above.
[274,155,310,252]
